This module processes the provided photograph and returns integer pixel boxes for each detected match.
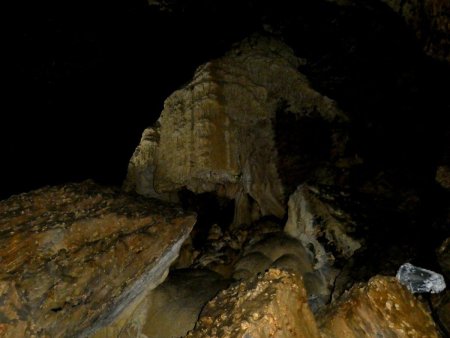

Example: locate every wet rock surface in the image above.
[0,181,195,337]
[187,268,321,338]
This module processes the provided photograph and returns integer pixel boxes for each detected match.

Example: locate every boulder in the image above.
[0,181,195,337]
[187,268,321,338]
[319,276,440,337]
[125,35,347,226]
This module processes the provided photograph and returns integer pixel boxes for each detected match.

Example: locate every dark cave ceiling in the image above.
[3,0,449,200]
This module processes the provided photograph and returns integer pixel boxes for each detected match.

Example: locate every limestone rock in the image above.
[125,35,347,226]
[319,276,440,338]
[187,268,321,338]
[92,269,229,338]
[284,184,362,270]
[0,181,195,337]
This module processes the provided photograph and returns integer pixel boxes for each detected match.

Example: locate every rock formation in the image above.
[92,269,229,338]
[284,184,362,270]
[125,36,347,226]
[319,276,440,337]
[0,181,195,337]
[187,268,321,338]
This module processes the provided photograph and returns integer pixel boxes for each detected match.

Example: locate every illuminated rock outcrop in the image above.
[125,36,346,225]
[0,181,195,337]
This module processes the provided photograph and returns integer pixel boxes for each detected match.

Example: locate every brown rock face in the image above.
[319,276,440,338]
[0,181,195,337]
[125,36,347,226]
[187,268,321,338]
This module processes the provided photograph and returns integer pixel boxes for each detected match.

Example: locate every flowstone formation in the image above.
[125,36,347,226]
[0,181,195,337]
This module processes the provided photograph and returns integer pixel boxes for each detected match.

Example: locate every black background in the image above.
[4,0,255,199]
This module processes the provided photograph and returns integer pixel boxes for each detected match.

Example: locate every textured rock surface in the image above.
[92,269,228,338]
[0,181,195,337]
[125,36,347,225]
[284,185,361,269]
[319,276,440,337]
[187,268,321,338]
[190,218,283,278]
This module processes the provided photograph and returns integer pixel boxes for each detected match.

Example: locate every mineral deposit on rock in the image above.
[284,184,361,269]
[125,35,347,226]
[187,268,321,338]
[319,276,440,338]
[0,181,196,337]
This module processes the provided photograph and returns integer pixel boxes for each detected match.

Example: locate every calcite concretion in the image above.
[187,268,321,338]
[125,36,347,226]
[0,181,195,338]
[319,276,440,338]
[92,269,229,338]
[284,184,361,269]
